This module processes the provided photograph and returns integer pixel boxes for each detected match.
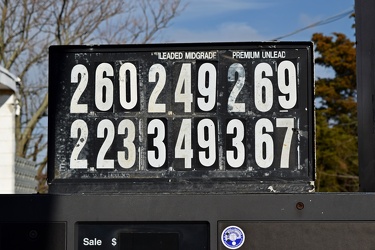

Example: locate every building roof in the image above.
[0,66,20,93]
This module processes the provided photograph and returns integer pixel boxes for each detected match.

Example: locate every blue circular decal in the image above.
[221,225,245,249]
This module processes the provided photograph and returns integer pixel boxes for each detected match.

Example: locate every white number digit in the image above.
[255,118,274,168]
[254,62,273,112]
[95,63,114,111]
[70,119,88,169]
[197,119,216,167]
[175,63,193,112]
[278,60,297,109]
[97,119,115,169]
[175,119,193,169]
[197,63,216,111]
[118,119,136,169]
[228,63,245,112]
[148,64,166,113]
[147,119,166,168]
[226,119,245,168]
[70,64,88,113]
[276,118,294,168]
[119,62,138,110]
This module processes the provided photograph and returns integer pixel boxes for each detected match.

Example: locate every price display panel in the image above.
[48,42,314,192]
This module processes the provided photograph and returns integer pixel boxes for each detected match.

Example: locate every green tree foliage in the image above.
[312,32,358,191]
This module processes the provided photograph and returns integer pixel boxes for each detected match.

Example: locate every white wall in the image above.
[0,66,36,194]
[0,92,16,193]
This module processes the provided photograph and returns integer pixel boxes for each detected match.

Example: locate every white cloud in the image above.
[299,13,322,27]
[162,22,267,42]
[156,0,275,42]
[179,0,273,20]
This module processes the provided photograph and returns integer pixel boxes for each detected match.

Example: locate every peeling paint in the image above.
[268,186,277,193]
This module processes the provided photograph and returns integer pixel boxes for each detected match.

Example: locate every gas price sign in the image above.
[48,42,314,193]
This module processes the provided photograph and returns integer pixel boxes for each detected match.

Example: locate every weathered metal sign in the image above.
[48,42,314,193]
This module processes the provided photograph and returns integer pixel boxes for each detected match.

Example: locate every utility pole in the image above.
[356,0,375,191]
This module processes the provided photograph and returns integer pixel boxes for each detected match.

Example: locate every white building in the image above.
[0,66,37,193]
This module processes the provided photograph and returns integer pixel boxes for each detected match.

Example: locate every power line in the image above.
[272,8,354,41]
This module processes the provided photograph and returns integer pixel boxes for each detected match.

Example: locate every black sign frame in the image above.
[48,42,314,194]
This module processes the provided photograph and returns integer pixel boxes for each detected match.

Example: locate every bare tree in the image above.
[0,0,183,192]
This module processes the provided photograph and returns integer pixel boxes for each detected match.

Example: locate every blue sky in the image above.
[161,0,355,43]
[160,0,355,78]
